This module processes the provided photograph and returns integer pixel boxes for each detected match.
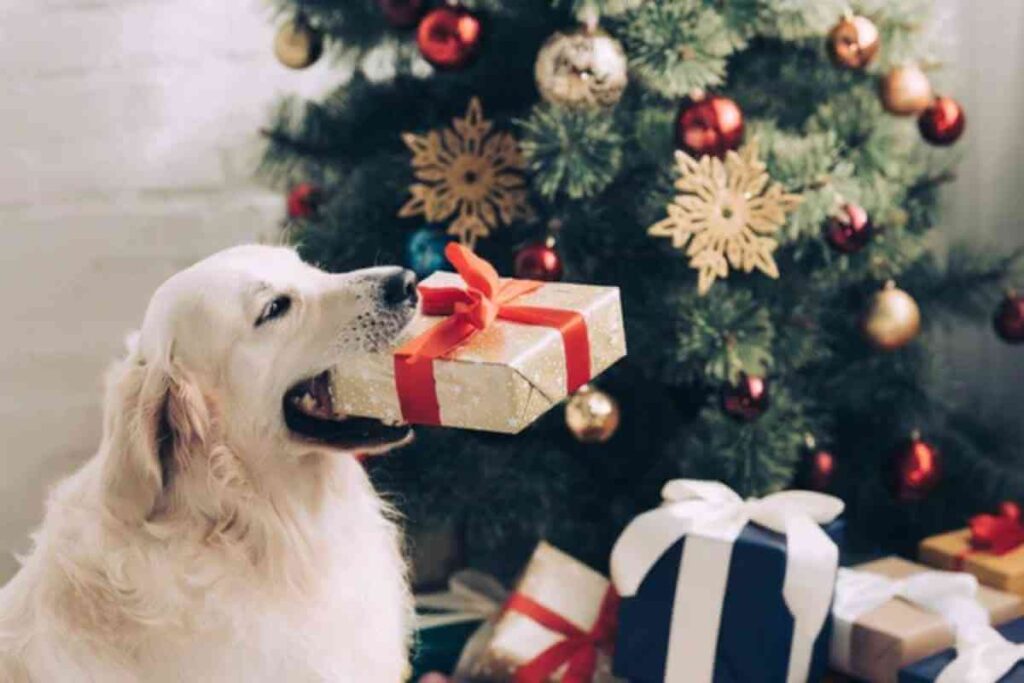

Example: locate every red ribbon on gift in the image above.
[393,243,592,426]
[955,501,1024,569]
[505,586,619,683]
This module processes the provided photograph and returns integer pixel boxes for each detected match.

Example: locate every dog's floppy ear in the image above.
[100,337,212,525]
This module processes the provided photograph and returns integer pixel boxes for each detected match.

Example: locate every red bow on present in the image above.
[955,502,1024,569]
[969,501,1024,555]
[505,587,619,683]
[393,243,592,426]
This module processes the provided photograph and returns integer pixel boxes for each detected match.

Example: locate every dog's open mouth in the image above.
[283,370,412,451]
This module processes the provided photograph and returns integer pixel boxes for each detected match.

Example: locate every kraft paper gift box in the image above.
[829,556,1023,683]
[898,617,1024,682]
[456,541,621,682]
[609,479,846,683]
[330,244,626,434]
[920,504,1024,597]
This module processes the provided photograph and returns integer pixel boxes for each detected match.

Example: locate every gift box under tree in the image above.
[919,502,1024,597]
[829,557,1022,682]
[456,541,621,682]
[330,244,626,434]
[609,480,845,683]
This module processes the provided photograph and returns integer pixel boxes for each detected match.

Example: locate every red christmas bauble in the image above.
[676,96,745,158]
[918,96,965,146]
[721,374,769,421]
[416,5,482,70]
[805,449,836,491]
[378,0,426,28]
[826,203,872,254]
[994,291,1024,343]
[514,241,563,282]
[286,183,321,219]
[891,435,942,501]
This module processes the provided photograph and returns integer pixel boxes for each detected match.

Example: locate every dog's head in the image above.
[100,245,417,523]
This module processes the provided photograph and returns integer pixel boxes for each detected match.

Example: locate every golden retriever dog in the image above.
[0,245,419,681]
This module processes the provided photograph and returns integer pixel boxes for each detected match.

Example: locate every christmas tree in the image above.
[262,0,1024,580]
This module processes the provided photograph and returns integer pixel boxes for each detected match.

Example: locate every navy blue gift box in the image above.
[614,519,845,683]
[898,617,1024,683]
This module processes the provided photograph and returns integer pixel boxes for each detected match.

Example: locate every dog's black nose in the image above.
[382,268,418,307]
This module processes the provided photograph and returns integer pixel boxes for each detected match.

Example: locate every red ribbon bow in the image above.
[393,243,592,426]
[955,502,1024,569]
[970,501,1024,555]
[505,587,619,683]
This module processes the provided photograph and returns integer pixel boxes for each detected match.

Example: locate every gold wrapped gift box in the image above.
[329,272,626,434]
[835,557,1022,683]
[920,528,1024,596]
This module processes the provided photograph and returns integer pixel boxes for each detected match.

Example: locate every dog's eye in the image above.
[256,296,292,327]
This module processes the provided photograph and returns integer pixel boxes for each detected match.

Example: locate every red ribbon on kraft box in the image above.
[956,502,1024,569]
[393,243,592,426]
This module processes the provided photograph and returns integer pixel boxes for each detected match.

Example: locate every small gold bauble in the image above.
[274,18,323,70]
[862,281,921,351]
[827,15,880,70]
[565,385,621,444]
[879,65,933,116]
[534,28,628,108]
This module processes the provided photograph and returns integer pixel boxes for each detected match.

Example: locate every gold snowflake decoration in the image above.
[399,97,532,248]
[649,141,802,295]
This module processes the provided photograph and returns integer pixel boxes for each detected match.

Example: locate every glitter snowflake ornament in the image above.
[399,97,532,248]
[648,141,801,295]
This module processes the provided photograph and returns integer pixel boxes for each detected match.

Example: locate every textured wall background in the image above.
[0,0,334,581]
[0,1,1021,584]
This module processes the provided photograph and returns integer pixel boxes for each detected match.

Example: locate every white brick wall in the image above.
[0,0,335,581]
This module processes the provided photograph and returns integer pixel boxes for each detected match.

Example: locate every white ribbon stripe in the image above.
[937,624,1024,683]
[830,567,989,675]
[610,479,844,683]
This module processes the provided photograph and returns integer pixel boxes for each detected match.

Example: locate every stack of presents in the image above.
[411,486,1024,682]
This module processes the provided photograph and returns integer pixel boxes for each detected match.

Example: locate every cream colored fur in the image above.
[0,246,416,682]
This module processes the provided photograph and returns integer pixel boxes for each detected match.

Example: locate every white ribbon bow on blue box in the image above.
[610,479,844,683]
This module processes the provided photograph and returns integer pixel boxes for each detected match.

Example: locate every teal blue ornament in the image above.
[406,227,453,278]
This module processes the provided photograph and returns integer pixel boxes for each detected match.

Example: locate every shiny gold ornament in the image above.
[862,281,921,350]
[534,27,629,108]
[565,385,620,444]
[648,140,802,295]
[879,65,933,116]
[273,17,323,70]
[827,15,880,70]
[399,97,533,248]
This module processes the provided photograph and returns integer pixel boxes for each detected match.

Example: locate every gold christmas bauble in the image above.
[565,385,620,444]
[534,27,628,108]
[827,15,880,70]
[862,281,921,351]
[879,65,933,116]
[274,18,323,70]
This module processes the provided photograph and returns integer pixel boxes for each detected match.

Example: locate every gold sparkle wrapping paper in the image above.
[329,272,626,434]
[458,542,622,683]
